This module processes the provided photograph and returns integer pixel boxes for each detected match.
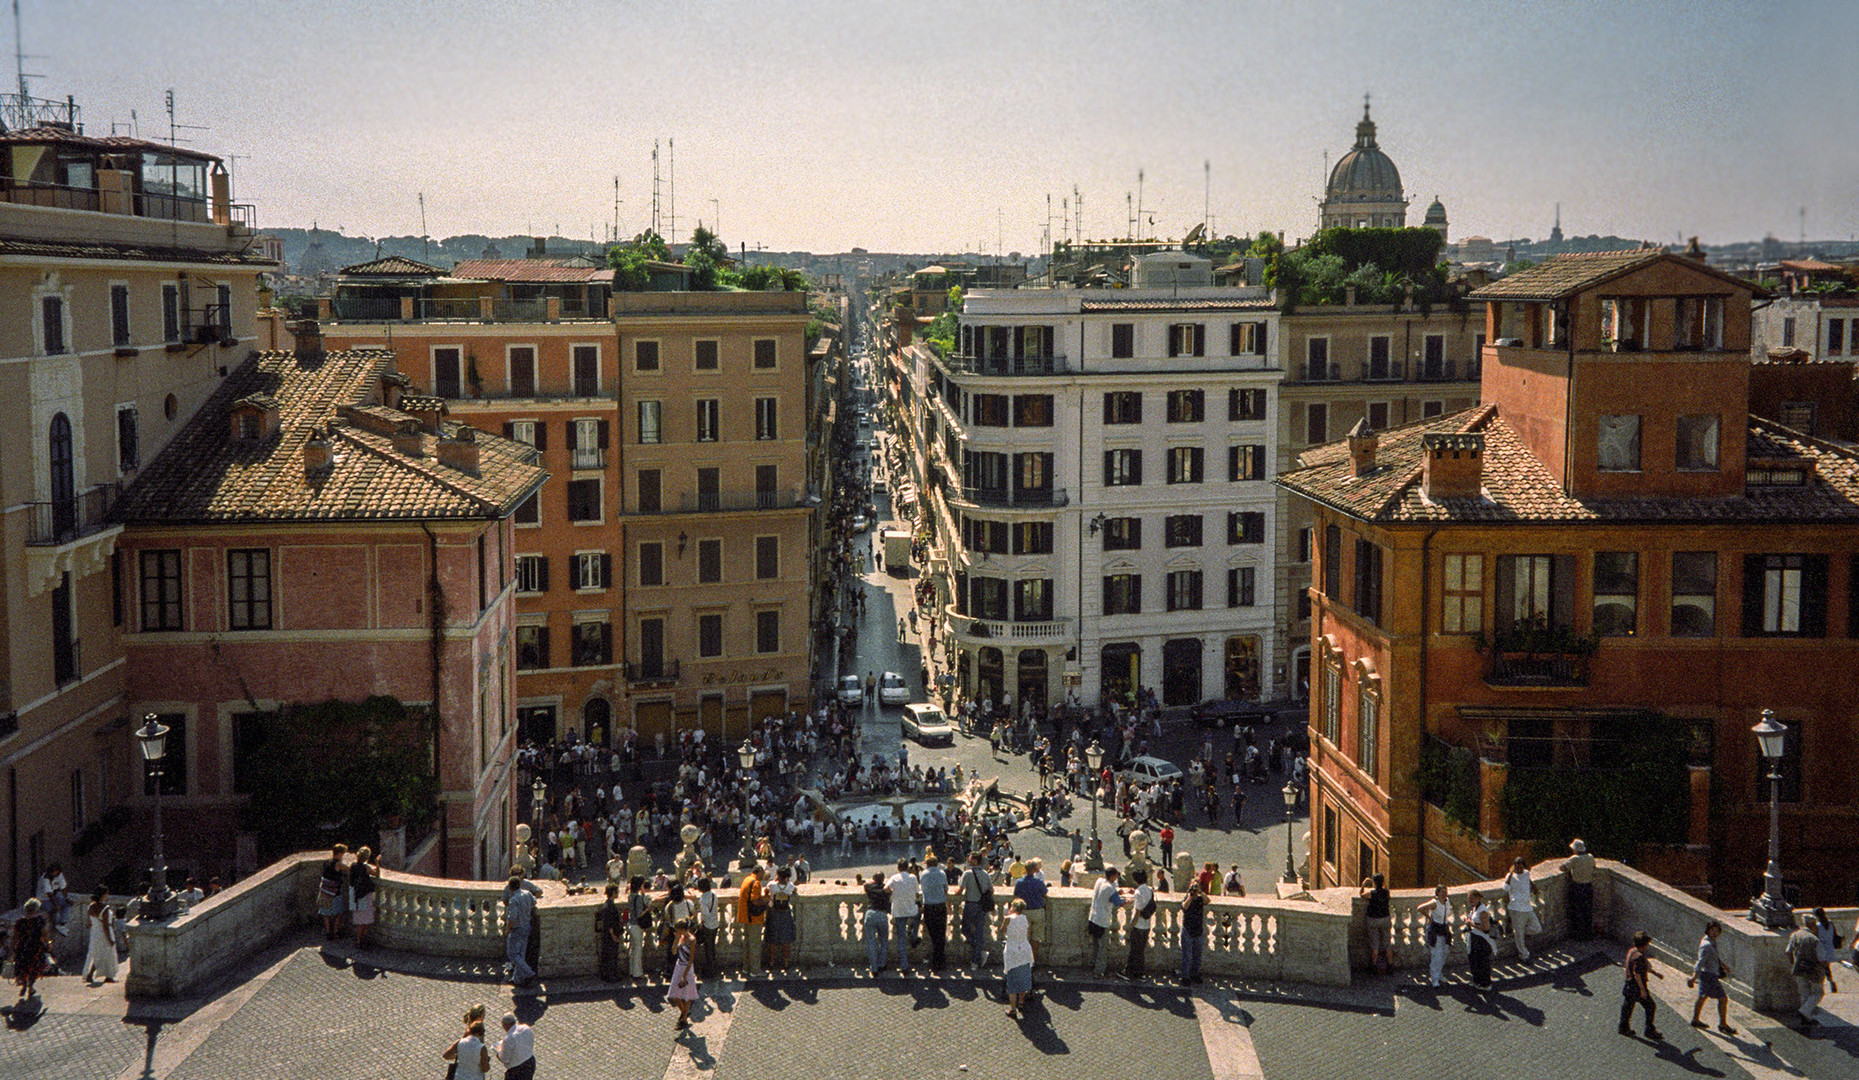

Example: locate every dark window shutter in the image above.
[597,419,610,448]
[601,553,612,588]
[1254,322,1268,355]
[1229,323,1242,355]
[1167,329,1180,358]
[533,422,547,451]
[1194,324,1206,356]
[566,422,579,452]
[1131,452,1142,486]
[1132,574,1142,614]
[600,622,612,663]
[537,557,550,593]
[1802,554,1829,636]
[503,422,514,440]
[1495,555,1517,630]
[536,627,550,668]
[569,557,583,590]
[1741,554,1764,636]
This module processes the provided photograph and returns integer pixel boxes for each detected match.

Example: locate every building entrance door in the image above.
[1162,638,1202,706]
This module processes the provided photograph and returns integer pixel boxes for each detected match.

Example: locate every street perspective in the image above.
[4,3,1859,1079]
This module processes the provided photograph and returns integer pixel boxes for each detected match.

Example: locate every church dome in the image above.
[1424,197,1447,225]
[1326,104,1403,202]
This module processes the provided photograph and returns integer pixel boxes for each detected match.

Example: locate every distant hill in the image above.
[265,228,609,274]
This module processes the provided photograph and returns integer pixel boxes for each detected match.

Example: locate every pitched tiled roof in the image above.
[338,255,442,276]
[115,349,545,525]
[1077,297,1276,312]
[0,235,275,266]
[1467,250,1663,300]
[1278,406,1859,525]
[0,126,220,161]
[448,259,612,283]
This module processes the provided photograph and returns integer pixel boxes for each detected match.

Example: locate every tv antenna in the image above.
[418,191,429,262]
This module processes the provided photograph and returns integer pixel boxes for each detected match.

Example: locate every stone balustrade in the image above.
[126,852,1831,1017]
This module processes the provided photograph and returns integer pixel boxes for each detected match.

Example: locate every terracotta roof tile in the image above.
[1278,405,1859,525]
[338,255,442,276]
[1076,297,1276,312]
[115,350,545,525]
[0,235,274,266]
[448,259,612,283]
[1469,249,1768,302]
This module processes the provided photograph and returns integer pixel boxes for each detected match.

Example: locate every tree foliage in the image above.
[607,230,671,291]
[239,695,439,859]
[1270,227,1451,311]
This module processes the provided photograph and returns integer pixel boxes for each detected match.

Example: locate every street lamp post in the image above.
[135,714,177,920]
[1084,739,1105,871]
[737,740,759,870]
[1749,710,1793,929]
[1281,780,1299,885]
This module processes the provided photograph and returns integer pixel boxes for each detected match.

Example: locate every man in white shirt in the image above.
[1087,866,1125,977]
[496,1013,535,1080]
[1122,869,1155,980]
[887,860,921,971]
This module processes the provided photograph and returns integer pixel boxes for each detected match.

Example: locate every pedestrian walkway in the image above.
[4,934,1853,1080]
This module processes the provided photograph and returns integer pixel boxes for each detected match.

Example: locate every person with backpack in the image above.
[1618,930,1665,1039]
[960,852,994,968]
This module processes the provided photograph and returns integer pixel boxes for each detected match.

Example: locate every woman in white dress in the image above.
[83,887,118,984]
[999,898,1034,1019]
[442,1020,491,1080]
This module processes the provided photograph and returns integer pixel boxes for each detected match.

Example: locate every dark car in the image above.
[1191,698,1273,728]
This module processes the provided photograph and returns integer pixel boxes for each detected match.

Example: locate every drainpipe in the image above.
[418,521,449,878]
[1417,526,1437,883]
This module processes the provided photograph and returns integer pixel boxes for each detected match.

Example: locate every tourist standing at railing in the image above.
[596,883,624,982]
[318,845,349,940]
[919,853,949,971]
[503,874,541,988]
[737,862,767,975]
[349,846,378,950]
[1416,885,1453,988]
[625,877,650,980]
[861,871,893,973]
[1014,858,1048,965]
[1088,865,1125,978]
[1561,839,1595,940]
[960,852,993,968]
[694,877,719,976]
[1122,869,1155,981]
[1361,873,1392,975]
[887,860,920,972]
[1179,880,1208,985]
[1465,890,1495,991]
[1503,857,1539,962]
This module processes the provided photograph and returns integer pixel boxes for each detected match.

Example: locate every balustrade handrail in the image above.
[26,483,121,546]
[942,352,1072,377]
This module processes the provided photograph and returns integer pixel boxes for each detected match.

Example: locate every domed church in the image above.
[1319,97,1409,230]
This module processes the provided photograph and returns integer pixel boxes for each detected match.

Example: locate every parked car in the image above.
[901,702,953,744]
[851,513,871,532]
[1117,755,1185,785]
[837,674,863,706]
[879,671,909,706]
[1191,698,1274,728]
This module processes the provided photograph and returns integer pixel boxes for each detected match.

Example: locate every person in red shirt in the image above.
[1159,826,1175,869]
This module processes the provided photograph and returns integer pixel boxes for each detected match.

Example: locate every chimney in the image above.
[1347,417,1378,476]
[436,425,481,476]
[303,425,335,479]
[1684,237,1707,262]
[1344,284,1357,309]
[1422,432,1485,499]
[402,396,448,433]
[392,419,426,458]
[293,318,324,361]
[380,370,411,409]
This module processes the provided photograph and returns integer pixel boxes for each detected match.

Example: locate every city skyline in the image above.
[10,0,1858,254]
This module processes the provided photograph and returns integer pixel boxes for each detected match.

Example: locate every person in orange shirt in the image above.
[736,861,767,975]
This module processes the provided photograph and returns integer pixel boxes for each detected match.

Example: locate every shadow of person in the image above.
[350,960,384,980]
[515,998,547,1026]
[1649,1040,1728,1078]
[676,1030,716,1069]
[1015,998,1071,1055]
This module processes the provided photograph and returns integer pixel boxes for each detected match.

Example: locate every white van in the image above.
[901,703,953,745]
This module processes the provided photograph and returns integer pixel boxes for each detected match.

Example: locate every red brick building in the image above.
[1280,250,1859,905]
[113,347,544,880]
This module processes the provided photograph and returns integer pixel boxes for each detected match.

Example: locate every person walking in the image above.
[668,920,701,1032]
[1503,857,1538,962]
[1618,930,1665,1039]
[1788,914,1826,1031]
[887,860,921,972]
[503,875,541,987]
[1562,839,1595,940]
[1178,880,1208,985]
[862,872,893,973]
[920,853,949,970]
[1122,868,1155,981]
[736,862,767,975]
[494,1013,536,1080]
[1687,919,1736,1035]
[1088,866,1126,978]
[1361,873,1393,975]
[1416,884,1453,988]
[596,883,624,981]
[443,1020,492,1080]
[1812,906,1841,994]
[82,887,118,985]
[1466,890,1496,991]
[11,897,51,1000]
[1000,898,1034,1019]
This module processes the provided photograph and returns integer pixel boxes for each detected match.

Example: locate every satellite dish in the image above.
[1183,223,1206,246]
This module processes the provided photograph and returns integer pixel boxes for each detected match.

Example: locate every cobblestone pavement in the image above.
[5,935,1852,1080]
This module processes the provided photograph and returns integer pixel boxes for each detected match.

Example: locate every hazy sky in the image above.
[14,0,1857,253]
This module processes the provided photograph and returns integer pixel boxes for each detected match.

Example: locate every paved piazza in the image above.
[4,934,1855,1080]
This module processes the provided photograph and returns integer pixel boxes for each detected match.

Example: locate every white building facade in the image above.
[895,263,1283,712]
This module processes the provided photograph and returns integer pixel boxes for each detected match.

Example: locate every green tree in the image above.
[688,224,727,264]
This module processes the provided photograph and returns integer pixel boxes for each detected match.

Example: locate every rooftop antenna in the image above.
[1136,168,1145,241]
[650,141,661,238]
[612,175,621,244]
[997,207,1003,266]
[418,191,429,263]
[1800,206,1807,247]
[13,0,31,103]
[1074,185,1082,246]
[1203,159,1211,239]
[1126,192,1133,239]
[1061,196,1069,246]
[667,137,676,247]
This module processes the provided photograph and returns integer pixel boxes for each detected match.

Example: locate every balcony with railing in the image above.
[668,488,813,514]
[941,353,1072,377]
[569,448,607,471]
[946,484,1067,510]
[26,483,121,547]
[623,659,680,686]
[329,294,609,324]
[944,607,1073,643]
